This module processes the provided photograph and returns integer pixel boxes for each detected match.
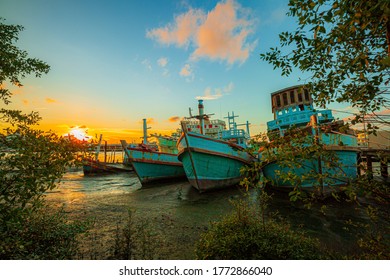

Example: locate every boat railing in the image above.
[319,130,358,146]
[222,129,248,140]
[268,109,334,130]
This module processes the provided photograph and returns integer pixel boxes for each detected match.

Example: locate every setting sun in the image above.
[65,126,92,142]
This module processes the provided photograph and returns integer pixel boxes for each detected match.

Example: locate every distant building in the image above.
[357,130,390,149]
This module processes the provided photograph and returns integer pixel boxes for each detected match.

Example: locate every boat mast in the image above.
[225,112,239,131]
[198,100,205,135]
[246,121,250,135]
[142,118,150,144]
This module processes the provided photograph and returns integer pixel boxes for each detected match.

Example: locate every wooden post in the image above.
[357,152,362,176]
[104,141,107,163]
[95,134,103,161]
[367,155,373,179]
[310,114,323,195]
[380,157,388,178]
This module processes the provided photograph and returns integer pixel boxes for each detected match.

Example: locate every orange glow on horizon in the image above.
[53,123,179,144]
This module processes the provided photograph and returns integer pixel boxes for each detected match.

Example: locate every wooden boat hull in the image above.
[177,131,254,192]
[261,149,358,191]
[124,147,186,184]
[83,159,133,175]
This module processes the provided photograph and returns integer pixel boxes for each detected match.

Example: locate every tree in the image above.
[0,18,50,104]
[0,18,89,259]
[254,1,390,259]
[261,0,390,128]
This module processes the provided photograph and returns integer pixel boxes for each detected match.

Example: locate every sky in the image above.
[1,0,354,143]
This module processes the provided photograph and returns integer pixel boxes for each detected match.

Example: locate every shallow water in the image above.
[45,170,249,258]
[45,170,385,259]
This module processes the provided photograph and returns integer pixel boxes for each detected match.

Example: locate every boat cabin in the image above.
[267,85,334,136]
[185,119,226,137]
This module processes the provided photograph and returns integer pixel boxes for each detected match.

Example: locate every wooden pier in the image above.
[357,148,389,180]
[94,143,124,152]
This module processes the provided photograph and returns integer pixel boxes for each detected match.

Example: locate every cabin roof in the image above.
[270,84,305,96]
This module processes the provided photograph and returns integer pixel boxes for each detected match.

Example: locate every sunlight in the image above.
[65,126,92,142]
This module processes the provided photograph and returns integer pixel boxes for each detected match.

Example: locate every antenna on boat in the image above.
[237,120,251,135]
[225,112,239,131]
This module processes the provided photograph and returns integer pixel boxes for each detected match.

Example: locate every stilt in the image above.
[380,158,388,178]
[367,155,373,179]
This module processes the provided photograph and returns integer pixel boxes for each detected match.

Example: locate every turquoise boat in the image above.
[121,142,186,184]
[121,119,185,185]
[177,100,255,192]
[260,85,359,192]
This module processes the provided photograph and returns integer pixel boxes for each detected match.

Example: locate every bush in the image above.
[195,200,329,260]
[0,205,90,259]
[109,209,159,260]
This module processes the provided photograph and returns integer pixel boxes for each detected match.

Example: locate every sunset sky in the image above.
[2,0,357,143]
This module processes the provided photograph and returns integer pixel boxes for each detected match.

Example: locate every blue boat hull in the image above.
[262,148,358,191]
[177,132,254,192]
[125,147,186,184]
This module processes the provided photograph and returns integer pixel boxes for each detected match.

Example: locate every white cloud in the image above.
[180,63,194,81]
[146,0,257,65]
[196,82,234,100]
[180,64,192,76]
[146,8,205,48]
[157,57,168,67]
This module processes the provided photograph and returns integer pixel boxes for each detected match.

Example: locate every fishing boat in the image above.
[150,130,181,154]
[83,135,133,175]
[121,119,186,184]
[177,100,255,192]
[83,158,133,175]
[259,85,359,192]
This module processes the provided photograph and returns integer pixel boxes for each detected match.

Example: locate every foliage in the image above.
[0,17,90,259]
[241,128,389,259]
[109,209,159,260]
[344,205,390,259]
[1,205,90,259]
[260,0,390,128]
[0,17,50,105]
[256,0,390,259]
[242,125,355,207]
[195,196,329,260]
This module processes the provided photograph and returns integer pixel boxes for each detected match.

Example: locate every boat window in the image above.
[290,91,295,103]
[275,95,281,107]
[304,89,310,101]
[282,92,288,105]
[298,92,303,102]
[299,104,304,111]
